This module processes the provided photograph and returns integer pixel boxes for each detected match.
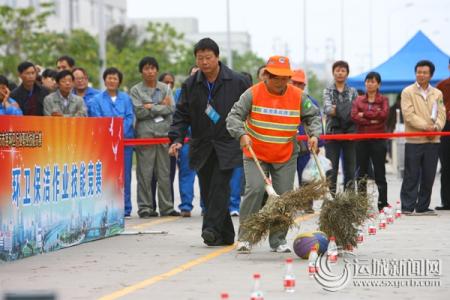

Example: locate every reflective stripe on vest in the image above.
[247,117,299,132]
[244,122,294,143]
[252,105,300,117]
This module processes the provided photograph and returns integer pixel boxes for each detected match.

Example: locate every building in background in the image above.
[0,0,127,35]
[128,17,252,55]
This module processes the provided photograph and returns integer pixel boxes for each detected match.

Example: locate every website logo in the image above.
[313,251,442,291]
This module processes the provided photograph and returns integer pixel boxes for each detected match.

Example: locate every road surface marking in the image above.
[99,213,318,299]
[128,216,181,230]
[97,245,235,300]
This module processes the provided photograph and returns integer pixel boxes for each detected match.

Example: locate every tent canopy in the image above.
[347,31,450,93]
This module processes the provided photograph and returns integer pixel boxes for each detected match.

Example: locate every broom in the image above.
[245,145,279,200]
[313,150,371,248]
[239,145,328,245]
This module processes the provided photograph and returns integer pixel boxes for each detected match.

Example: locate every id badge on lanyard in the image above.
[204,81,220,124]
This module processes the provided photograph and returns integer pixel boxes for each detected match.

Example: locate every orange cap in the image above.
[265,55,294,77]
[291,69,306,83]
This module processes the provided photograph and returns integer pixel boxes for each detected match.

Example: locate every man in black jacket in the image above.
[11,61,49,116]
[169,38,250,246]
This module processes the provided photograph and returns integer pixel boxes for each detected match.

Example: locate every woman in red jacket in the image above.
[351,72,389,210]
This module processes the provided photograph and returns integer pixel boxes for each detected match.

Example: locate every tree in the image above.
[24,29,101,86]
[106,22,196,89]
[58,30,101,87]
[227,50,265,83]
[140,22,195,79]
[0,3,53,79]
[0,4,100,86]
[307,71,326,106]
[107,24,138,53]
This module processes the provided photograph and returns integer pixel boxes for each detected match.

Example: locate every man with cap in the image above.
[291,69,324,213]
[226,56,322,253]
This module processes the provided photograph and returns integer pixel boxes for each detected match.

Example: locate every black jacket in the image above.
[169,62,251,171]
[10,83,49,116]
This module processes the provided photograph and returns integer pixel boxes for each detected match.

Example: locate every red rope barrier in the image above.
[124,131,450,146]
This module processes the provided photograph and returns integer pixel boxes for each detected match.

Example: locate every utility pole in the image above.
[340,0,344,58]
[369,0,373,68]
[303,0,307,69]
[68,0,74,32]
[226,0,233,69]
[98,0,106,89]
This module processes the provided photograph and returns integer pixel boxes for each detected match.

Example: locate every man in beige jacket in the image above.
[400,60,446,215]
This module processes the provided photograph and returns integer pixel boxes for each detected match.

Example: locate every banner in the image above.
[0,116,124,261]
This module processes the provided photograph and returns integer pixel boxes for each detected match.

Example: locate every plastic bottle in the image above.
[284,258,296,292]
[220,292,229,299]
[378,210,387,230]
[395,200,402,218]
[384,205,394,224]
[327,236,338,263]
[308,246,318,277]
[357,228,364,244]
[368,214,377,235]
[250,273,264,300]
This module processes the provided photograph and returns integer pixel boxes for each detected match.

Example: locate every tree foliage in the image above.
[107,24,138,52]
[106,22,195,89]
[0,3,53,79]
[307,71,327,106]
[228,50,266,83]
[1,5,265,90]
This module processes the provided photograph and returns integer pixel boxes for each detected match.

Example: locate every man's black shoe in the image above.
[205,239,234,246]
[435,206,450,210]
[378,202,388,211]
[415,208,437,215]
[202,229,217,245]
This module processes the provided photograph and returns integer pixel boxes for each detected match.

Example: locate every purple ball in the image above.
[293,231,329,259]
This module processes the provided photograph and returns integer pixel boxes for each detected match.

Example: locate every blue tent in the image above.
[348,31,450,93]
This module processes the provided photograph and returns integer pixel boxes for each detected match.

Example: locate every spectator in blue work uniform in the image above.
[291,69,324,213]
[90,67,135,218]
[0,75,23,115]
[72,67,100,116]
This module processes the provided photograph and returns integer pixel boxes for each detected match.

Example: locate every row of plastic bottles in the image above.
[220,200,403,299]
[368,200,402,236]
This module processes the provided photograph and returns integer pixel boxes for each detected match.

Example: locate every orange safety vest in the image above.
[243,82,302,163]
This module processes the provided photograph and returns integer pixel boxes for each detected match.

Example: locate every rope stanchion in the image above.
[123,131,450,146]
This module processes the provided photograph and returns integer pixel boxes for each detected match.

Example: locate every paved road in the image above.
[0,167,448,300]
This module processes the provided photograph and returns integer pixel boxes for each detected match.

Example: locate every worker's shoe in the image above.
[271,244,291,253]
[236,241,251,253]
[304,208,314,214]
[139,211,158,218]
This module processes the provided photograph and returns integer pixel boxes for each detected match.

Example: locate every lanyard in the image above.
[206,82,215,103]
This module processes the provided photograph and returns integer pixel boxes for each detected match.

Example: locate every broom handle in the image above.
[311,150,326,182]
[246,144,271,185]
